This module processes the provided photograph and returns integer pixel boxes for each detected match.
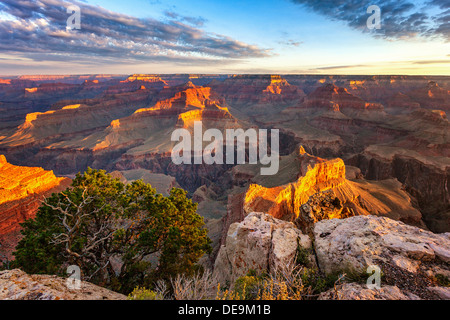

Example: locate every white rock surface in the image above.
[0,269,126,300]
[318,283,420,300]
[314,215,450,277]
[213,212,312,285]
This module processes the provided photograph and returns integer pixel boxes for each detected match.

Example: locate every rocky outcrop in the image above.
[314,215,450,299]
[348,147,450,233]
[303,83,370,112]
[0,155,70,259]
[213,212,313,286]
[240,148,425,232]
[407,81,450,111]
[243,148,346,222]
[0,155,65,205]
[318,283,420,300]
[214,211,450,299]
[0,269,126,300]
[213,212,449,299]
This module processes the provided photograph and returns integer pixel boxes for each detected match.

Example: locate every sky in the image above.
[0,0,449,75]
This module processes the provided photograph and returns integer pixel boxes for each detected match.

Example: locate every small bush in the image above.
[435,274,450,287]
[300,268,339,295]
[128,287,164,300]
[295,244,312,267]
[234,273,265,300]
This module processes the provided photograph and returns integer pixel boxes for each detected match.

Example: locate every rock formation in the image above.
[0,269,126,300]
[213,212,313,285]
[213,212,450,300]
[314,215,450,299]
[239,147,426,233]
[0,155,70,260]
[314,215,450,275]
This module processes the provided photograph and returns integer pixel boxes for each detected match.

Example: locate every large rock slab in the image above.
[318,283,419,300]
[213,212,312,286]
[314,215,450,299]
[0,269,126,300]
[314,215,450,275]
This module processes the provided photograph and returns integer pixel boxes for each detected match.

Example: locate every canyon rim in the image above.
[0,0,448,311]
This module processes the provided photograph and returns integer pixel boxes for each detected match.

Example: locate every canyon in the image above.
[0,74,448,299]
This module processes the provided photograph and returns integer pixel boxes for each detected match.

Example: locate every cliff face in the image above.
[407,81,450,111]
[210,74,305,107]
[304,84,366,110]
[244,151,346,221]
[348,151,449,233]
[214,212,313,285]
[0,155,70,259]
[0,155,66,206]
[234,147,426,235]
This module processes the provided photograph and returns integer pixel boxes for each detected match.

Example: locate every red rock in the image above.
[0,155,70,259]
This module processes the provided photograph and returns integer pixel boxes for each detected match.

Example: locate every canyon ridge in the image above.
[0,74,448,300]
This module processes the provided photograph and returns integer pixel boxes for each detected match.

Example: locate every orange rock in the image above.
[244,151,346,220]
[0,155,70,257]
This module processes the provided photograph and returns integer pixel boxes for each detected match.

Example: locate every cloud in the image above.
[290,0,449,41]
[412,59,450,64]
[314,64,368,70]
[164,11,207,27]
[278,39,303,47]
[428,0,450,9]
[0,0,271,66]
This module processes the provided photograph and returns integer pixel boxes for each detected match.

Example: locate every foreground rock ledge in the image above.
[214,212,313,285]
[0,269,126,300]
[314,215,450,276]
[314,215,450,299]
[214,212,450,299]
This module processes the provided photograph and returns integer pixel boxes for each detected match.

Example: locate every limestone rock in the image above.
[318,283,419,300]
[314,215,450,299]
[242,149,426,231]
[213,212,312,286]
[427,287,450,300]
[0,156,71,260]
[314,215,450,276]
[0,269,126,300]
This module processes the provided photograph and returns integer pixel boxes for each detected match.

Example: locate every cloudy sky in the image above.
[0,0,449,75]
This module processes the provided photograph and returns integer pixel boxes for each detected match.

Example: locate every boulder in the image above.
[314,215,450,275]
[318,283,419,300]
[213,212,312,286]
[314,215,450,299]
[0,269,126,300]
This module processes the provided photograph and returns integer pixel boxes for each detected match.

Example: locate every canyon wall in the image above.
[0,155,70,259]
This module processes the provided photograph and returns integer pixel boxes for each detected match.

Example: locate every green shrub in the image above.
[128,287,164,300]
[300,268,339,294]
[234,275,262,300]
[435,274,450,287]
[295,244,312,267]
